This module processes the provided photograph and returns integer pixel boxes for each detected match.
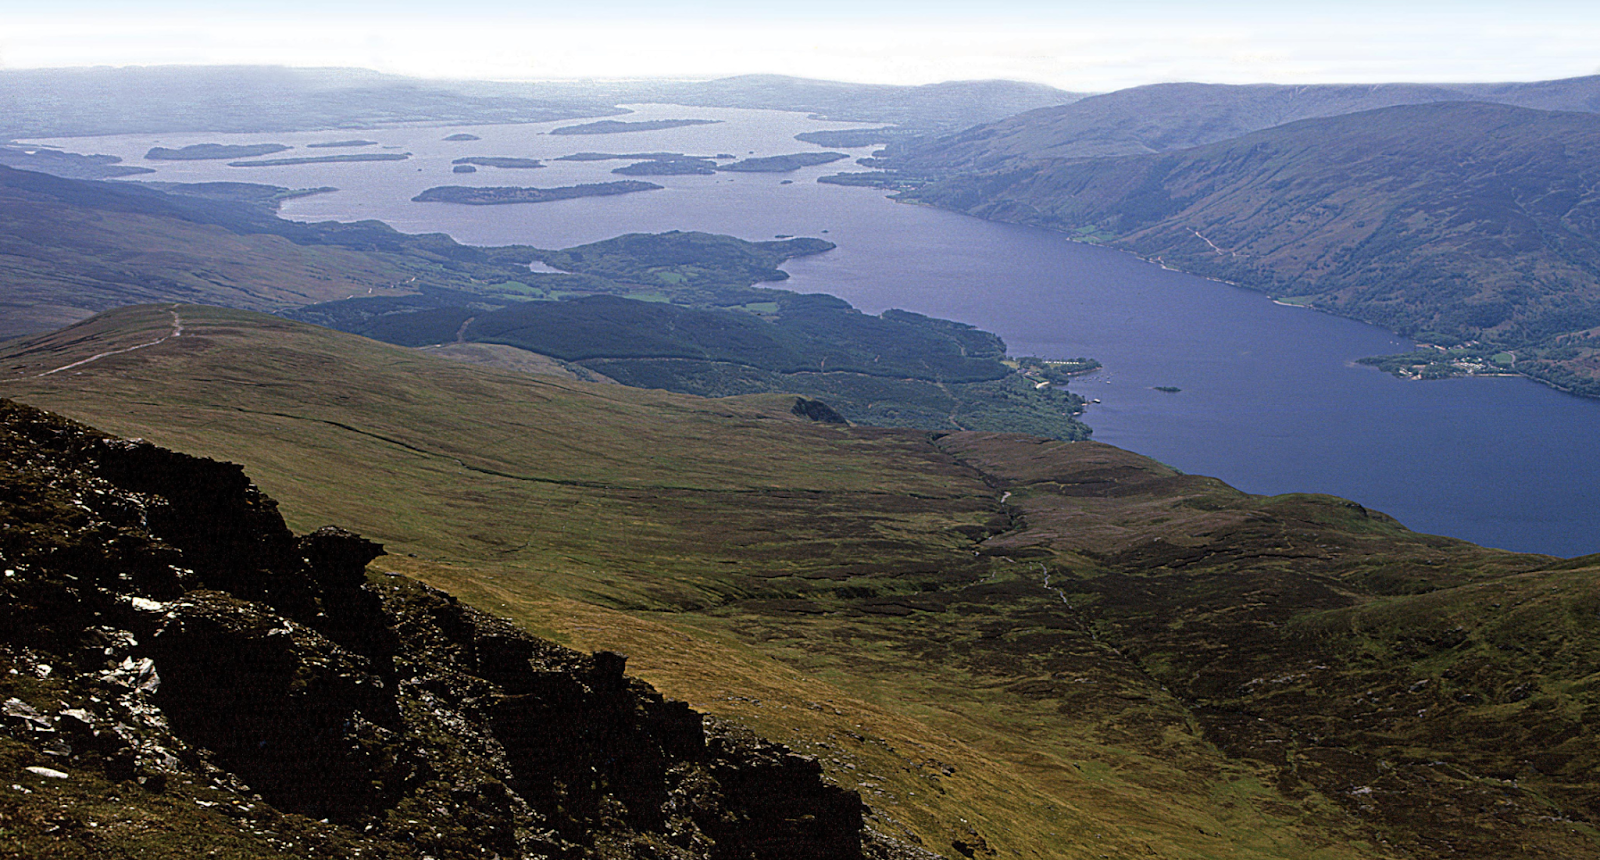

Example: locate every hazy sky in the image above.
[4,1,1598,90]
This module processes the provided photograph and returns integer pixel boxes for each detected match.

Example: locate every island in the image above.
[716,152,850,172]
[450,156,544,169]
[146,143,291,160]
[612,158,717,176]
[410,180,662,205]
[306,139,378,148]
[228,153,411,167]
[452,164,477,174]
[443,133,481,141]
[550,119,722,136]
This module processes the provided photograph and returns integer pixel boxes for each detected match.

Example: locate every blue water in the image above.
[40,107,1600,557]
[780,213,1600,558]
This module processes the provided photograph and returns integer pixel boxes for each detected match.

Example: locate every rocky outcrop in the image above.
[0,398,875,859]
[790,397,847,424]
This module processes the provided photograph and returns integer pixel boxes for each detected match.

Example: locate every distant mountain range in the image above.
[0,66,1082,141]
[880,76,1600,168]
[0,65,627,139]
[565,73,1085,132]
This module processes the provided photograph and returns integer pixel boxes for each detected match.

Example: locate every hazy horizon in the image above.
[5,1,1599,93]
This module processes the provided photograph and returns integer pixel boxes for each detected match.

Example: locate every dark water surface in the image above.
[42,107,1600,556]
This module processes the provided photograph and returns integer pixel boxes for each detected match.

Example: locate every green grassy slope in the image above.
[5,304,1600,858]
[905,102,1600,395]
[0,398,878,860]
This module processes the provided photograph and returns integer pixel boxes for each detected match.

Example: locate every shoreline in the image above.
[887,190,1594,404]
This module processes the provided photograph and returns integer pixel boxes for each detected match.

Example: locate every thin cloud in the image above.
[3,4,1597,88]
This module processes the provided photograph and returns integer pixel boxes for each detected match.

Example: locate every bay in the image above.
[34,106,1600,557]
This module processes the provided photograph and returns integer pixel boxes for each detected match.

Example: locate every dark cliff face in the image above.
[0,398,873,860]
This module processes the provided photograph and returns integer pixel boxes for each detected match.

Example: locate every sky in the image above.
[3,1,1598,91]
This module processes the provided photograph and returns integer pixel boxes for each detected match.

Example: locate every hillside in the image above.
[6,305,1600,858]
[902,102,1600,395]
[874,76,1600,170]
[0,164,551,339]
[0,398,883,860]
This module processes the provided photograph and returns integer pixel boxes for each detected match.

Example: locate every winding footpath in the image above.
[37,307,184,378]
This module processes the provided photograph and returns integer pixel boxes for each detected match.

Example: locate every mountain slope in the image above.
[0,398,884,860]
[6,305,1600,858]
[876,76,1600,170]
[905,101,1600,394]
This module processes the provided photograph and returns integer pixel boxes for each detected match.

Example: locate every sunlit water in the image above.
[35,105,1600,557]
